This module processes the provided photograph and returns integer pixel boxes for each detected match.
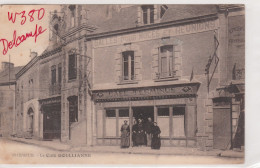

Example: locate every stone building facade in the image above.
[14,4,244,151]
[0,62,23,137]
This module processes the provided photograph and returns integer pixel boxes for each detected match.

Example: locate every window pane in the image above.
[69,54,77,80]
[131,55,134,80]
[150,8,154,23]
[119,109,129,117]
[143,8,148,24]
[161,57,167,76]
[58,66,62,83]
[158,107,169,116]
[51,66,56,85]
[123,55,128,80]
[106,109,116,117]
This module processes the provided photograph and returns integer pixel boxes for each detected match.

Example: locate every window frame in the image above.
[141,5,155,25]
[68,53,77,80]
[122,51,135,82]
[51,65,57,85]
[158,45,176,79]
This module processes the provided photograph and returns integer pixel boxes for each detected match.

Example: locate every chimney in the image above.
[30,51,37,59]
[1,62,14,72]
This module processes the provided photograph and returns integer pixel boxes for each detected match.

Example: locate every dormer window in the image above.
[142,5,154,25]
[160,5,168,18]
[68,5,76,28]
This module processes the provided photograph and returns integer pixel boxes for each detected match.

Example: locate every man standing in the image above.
[145,117,153,147]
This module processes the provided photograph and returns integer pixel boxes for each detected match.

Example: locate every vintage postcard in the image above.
[0,4,245,165]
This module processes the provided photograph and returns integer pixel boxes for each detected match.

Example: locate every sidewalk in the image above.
[4,137,244,158]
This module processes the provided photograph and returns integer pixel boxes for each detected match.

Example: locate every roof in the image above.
[89,5,218,35]
[0,66,23,84]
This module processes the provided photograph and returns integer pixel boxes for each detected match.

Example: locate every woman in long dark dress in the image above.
[151,122,161,149]
[120,120,130,148]
[135,118,146,146]
[132,119,138,147]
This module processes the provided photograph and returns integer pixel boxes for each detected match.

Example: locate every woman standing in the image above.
[120,120,130,148]
[151,122,161,149]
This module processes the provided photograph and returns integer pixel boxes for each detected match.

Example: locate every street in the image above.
[0,139,243,164]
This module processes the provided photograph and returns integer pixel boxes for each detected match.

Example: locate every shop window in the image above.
[68,5,76,28]
[68,53,77,80]
[105,109,116,137]
[68,96,78,123]
[58,63,62,83]
[119,109,129,117]
[172,106,185,138]
[106,109,116,117]
[122,51,135,81]
[157,107,170,137]
[142,5,154,25]
[160,5,168,18]
[51,65,56,85]
[159,45,175,78]
[158,107,169,116]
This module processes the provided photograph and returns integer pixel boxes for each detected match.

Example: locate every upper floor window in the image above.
[58,63,62,83]
[51,65,56,85]
[122,51,135,81]
[159,45,175,78]
[142,5,154,25]
[68,53,77,80]
[160,5,168,18]
[68,5,76,28]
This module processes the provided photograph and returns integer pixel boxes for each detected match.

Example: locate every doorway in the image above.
[43,105,61,140]
[133,106,154,122]
[27,108,34,136]
[213,98,232,150]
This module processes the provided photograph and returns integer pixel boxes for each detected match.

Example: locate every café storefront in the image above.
[93,82,200,147]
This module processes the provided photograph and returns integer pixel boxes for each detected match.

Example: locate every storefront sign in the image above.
[93,20,218,48]
[93,84,200,102]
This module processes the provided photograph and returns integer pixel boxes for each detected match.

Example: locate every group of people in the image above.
[120,117,161,150]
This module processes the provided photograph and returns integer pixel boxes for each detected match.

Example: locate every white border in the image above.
[0,0,259,168]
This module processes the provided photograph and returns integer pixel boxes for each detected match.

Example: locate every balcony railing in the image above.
[49,83,61,96]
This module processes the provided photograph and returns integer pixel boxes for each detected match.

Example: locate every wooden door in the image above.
[213,107,232,150]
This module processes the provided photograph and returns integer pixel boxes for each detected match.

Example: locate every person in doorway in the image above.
[132,119,138,147]
[145,117,153,147]
[136,118,146,146]
[151,122,161,150]
[120,120,130,148]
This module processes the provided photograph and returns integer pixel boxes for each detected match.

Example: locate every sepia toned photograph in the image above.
[0,4,244,165]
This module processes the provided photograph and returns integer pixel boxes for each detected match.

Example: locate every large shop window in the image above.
[51,65,56,85]
[157,106,186,138]
[68,53,77,80]
[142,5,154,25]
[68,96,78,123]
[172,106,185,138]
[122,51,135,81]
[105,109,116,137]
[159,45,175,78]
[157,107,170,137]
[105,108,129,137]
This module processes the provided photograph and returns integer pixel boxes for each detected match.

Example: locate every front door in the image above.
[213,107,232,150]
[43,105,61,140]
